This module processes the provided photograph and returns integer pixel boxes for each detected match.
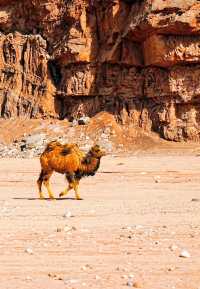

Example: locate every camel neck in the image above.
[79,155,101,177]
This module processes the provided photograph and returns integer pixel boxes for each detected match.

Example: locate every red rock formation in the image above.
[0,0,200,141]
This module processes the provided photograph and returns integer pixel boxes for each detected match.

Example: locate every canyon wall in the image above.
[0,0,200,141]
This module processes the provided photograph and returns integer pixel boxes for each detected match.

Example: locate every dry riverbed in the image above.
[0,155,200,289]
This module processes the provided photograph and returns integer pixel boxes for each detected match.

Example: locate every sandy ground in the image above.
[0,154,200,289]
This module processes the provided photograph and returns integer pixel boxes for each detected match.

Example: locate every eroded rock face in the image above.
[143,35,200,67]
[1,0,200,141]
[0,32,56,118]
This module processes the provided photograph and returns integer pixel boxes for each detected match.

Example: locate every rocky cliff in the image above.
[0,0,200,141]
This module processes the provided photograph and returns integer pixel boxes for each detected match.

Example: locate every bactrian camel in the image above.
[37,141,105,200]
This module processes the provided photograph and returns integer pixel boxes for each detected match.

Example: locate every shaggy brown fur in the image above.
[37,142,105,200]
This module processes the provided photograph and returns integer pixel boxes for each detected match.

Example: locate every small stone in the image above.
[78,116,90,125]
[25,247,33,255]
[48,273,55,278]
[191,198,200,202]
[179,249,191,258]
[72,119,78,126]
[95,275,101,280]
[58,276,63,280]
[154,175,161,183]
[127,279,134,286]
[169,244,178,251]
[25,276,32,281]
[48,273,63,280]
[63,211,73,218]
[126,276,141,288]
[135,225,143,230]
[64,225,76,232]
[167,266,174,271]
[123,226,132,230]
[64,226,71,232]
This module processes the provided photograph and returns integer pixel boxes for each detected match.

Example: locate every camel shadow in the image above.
[13,197,83,201]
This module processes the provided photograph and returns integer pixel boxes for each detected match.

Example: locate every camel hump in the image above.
[59,143,79,156]
[63,143,85,159]
[60,146,71,156]
[44,140,62,152]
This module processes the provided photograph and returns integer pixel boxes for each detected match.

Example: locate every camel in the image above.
[37,141,106,200]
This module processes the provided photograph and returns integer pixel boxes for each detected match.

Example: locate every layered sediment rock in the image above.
[0,32,56,118]
[0,0,200,141]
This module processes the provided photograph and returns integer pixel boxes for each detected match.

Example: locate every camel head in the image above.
[89,145,106,158]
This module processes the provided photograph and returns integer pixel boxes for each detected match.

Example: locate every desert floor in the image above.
[0,154,200,289]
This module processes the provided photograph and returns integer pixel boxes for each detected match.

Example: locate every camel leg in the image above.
[37,170,45,199]
[59,183,73,198]
[61,174,81,200]
[43,172,55,200]
[73,179,81,200]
